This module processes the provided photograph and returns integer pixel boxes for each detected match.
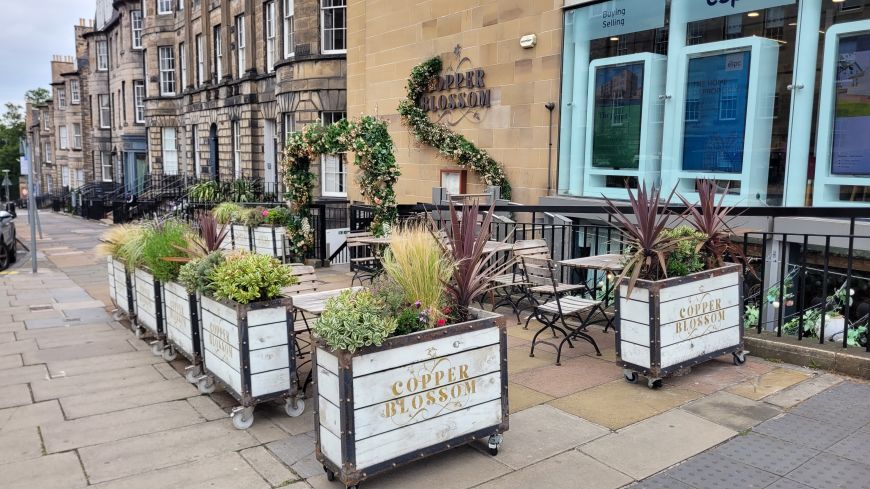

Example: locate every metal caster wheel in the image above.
[134,326,145,339]
[623,369,638,384]
[732,351,747,365]
[231,407,255,430]
[285,397,305,417]
[324,466,335,481]
[112,310,124,321]
[197,376,215,395]
[487,433,503,456]
[162,346,177,362]
[150,342,164,357]
[185,367,201,384]
[647,378,663,389]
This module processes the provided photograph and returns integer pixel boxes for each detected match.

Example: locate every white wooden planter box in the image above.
[134,268,164,345]
[616,264,746,388]
[162,280,202,371]
[228,224,252,251]
[252,225,286,258]
[107,257,135,319]
[313,310,508,487]
[199,294,302,429]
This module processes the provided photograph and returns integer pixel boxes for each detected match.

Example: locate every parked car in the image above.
[0,203,17,270]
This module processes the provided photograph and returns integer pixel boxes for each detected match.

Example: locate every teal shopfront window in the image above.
[559,0,870,207]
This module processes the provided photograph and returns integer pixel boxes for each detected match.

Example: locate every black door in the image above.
[209,123,219,182]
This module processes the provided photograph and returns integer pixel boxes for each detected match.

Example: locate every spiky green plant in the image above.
[213,202,243,224]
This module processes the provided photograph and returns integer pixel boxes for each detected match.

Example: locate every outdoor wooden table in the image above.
[558,253,625,331]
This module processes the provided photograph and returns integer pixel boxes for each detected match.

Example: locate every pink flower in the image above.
[437,319,447,327]
[262,209,269,217]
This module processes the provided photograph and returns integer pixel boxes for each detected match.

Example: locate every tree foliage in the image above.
[24,88,50,105]
[0,103,24,200]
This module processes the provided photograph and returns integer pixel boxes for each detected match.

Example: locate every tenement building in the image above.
[142,0,347,197]
[347,0,870,208]
[25,99,56,196]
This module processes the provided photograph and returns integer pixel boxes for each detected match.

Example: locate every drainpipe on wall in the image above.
[545,102,556,196]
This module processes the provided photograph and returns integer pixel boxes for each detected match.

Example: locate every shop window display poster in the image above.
[592,62,644,169]
[682,51,751,173]
[832,33,870,176]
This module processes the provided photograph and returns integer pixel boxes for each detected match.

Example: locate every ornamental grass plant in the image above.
[96,224,143,258]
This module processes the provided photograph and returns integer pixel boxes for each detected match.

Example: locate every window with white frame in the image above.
[58,88,66,108]
[101,152,113,182]
[44,142,51,162]
[686,81,701,122]
[718,80,738,121]
[321,0,346,54]
[99,94,111,128]
[283,112,294,143]
[46,175,53,194]
[96,40,108,71]
[133,80,145,123]
[196,34,205,87]
[192,124,201,177]
[214,26,222,81]
[265,2,276,72]
[162,127,178,175]
[232,120,242,179]
[157,0,172,14]
[158,46,176,95]
[44,113,50,130]
[180,42,188,88]
[70,80,80,104]
[76,169,84,189]
[236,15,246,74]
[72,123,82,149]
[131,10,143,48]
[59,126,69,149]
[321,111,347,195]
[610,89,626,126]
[61,166,70,187]
[283,0,294,57]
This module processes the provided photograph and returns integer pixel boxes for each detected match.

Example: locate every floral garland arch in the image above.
[397,56,512,200]
[281,116,400,251]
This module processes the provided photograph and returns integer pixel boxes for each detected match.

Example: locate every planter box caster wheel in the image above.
[185,366,202,384]
[647,378,663,389]
[285,397,305,417]
[197,376,215,395]
[133,326,145,339]
[487,433,503,456]
[112,310,124,321]
[231,407,255,430]
[162,346,177,362]
[323,466,335,481]
[732,351,748,366]
[623,369,638,384]
[150,342,164,357]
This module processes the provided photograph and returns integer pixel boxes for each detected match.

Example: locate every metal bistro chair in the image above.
[489,239,551,322]
[522,256,602,366]
[346,230,380,286]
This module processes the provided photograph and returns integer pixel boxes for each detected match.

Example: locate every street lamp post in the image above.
[1,170,10,203]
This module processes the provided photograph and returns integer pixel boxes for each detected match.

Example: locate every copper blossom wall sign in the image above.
[417,46,492,126]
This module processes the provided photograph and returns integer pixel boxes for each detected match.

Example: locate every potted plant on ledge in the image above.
[606,180,750,389]
[311,203,510,489]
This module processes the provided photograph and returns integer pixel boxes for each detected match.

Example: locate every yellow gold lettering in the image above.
[391,381,403,397]
[459,365,469,380]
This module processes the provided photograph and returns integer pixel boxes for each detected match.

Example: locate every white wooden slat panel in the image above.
[232,225,251,251]
[660,305,741,347]
[619,318,650,346]
[317,349,339,375]
[659,272,739,302]
[619,298,650,325]
[248,307,287,327]
[658,285,740,325]
[202,329,240,370]
[619,341,651,368]
[660,326,741,368]
[317,364,340,405]
[107,258,116,302]
[352,345,500,407]
[251,368,291,397]
[200,296,236,324]
[167,324,193,357]
[200,308,240,350]
[204,349,242,394]
[355,398,503,470]
[354,371,502,440]
[319,426,343,468]
[618,285,650,302]
[249,345,290,374]
[352,327,500,377]
[248,323,289,350]
[318,396,341,438]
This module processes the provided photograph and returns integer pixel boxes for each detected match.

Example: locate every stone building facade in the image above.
[25,100,56,196]
[142,0,347,197]
[50,55,88,191]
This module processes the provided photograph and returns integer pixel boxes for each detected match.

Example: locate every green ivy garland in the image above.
[397,56,512,200]
[282,116,400,243]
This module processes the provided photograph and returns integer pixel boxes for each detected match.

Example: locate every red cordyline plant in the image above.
[437,201,513,321]
[166,212,228,263]
[603,182,682,295]
[677,179,753,273]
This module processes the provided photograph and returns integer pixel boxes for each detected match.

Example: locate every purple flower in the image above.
[414,300,421,309]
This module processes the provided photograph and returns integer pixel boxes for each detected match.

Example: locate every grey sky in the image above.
[0,0,96,109]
